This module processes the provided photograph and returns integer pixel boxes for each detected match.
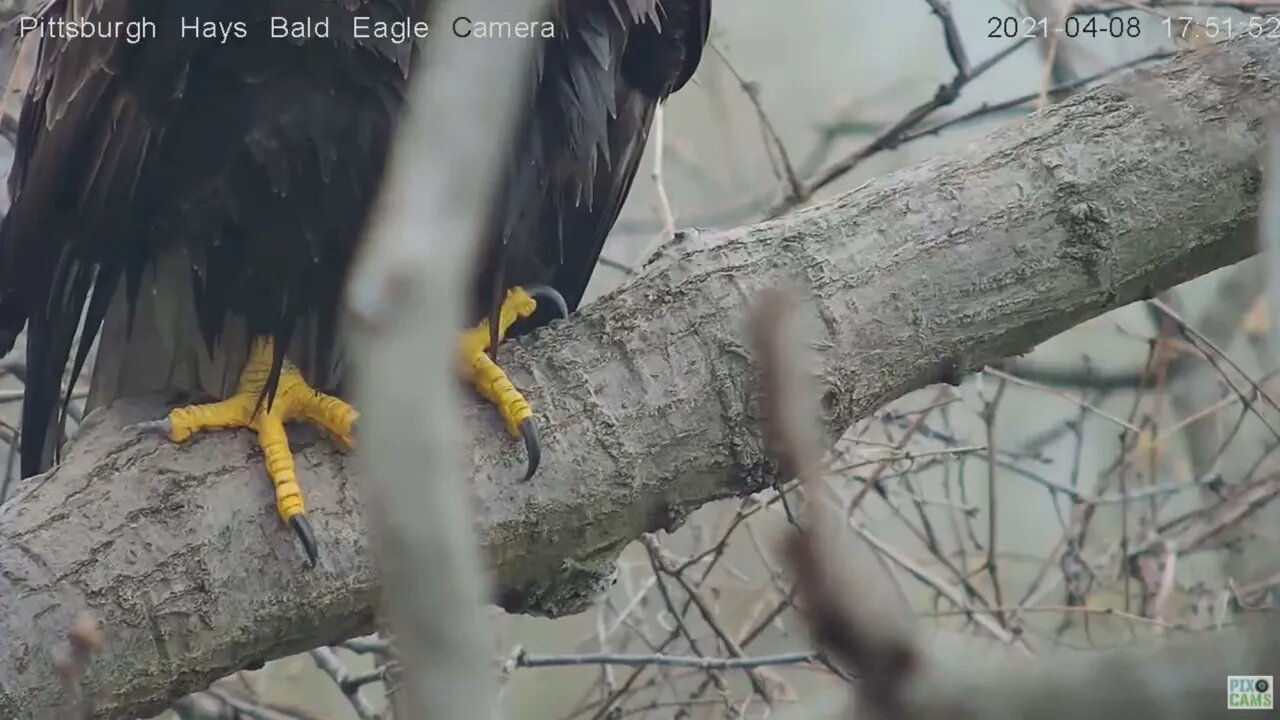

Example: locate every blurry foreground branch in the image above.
[0,35,1277,719]
[741,230,1280,720]
[757,287,1280,720]
[342,1,548,719]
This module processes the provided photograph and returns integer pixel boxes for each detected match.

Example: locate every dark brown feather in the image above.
[482,0,710,334]
[0,0,710,476]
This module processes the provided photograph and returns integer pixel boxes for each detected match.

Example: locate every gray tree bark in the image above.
[0,34,1275,720]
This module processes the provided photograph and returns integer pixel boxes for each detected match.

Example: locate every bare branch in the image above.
[512,650,817,670]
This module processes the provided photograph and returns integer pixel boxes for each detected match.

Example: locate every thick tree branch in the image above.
[0,35,1276,719]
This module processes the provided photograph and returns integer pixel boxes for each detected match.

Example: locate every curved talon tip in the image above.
[523,284,569,321]
[126,418,172,436]
[518,417,540,481]
[290,514,319,568]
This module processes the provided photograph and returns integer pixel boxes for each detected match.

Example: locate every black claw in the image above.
[290,514,319,568]
[523,284,569,321]
[518,417,541,481]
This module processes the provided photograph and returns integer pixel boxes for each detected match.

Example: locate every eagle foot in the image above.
[130,336,357,567]
[459,285,563,481]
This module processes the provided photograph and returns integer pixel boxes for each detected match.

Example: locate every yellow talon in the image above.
[161,336,358,565]
[459,286,542,478]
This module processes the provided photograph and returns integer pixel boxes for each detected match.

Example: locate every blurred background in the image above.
[2,1,1276,718]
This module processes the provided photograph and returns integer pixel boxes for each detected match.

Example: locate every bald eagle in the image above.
[0,0,710,564]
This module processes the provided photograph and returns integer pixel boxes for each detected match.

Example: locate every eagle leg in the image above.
[458,286,546,481]
[131,337,357,567]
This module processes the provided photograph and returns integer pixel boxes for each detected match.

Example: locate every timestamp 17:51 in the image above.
[1163,15,1280,40]
[990,14,1280,40]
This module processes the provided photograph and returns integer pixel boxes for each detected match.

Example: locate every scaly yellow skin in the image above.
[158,286,540,563]
[164,336,358,525]
[457,286,538,437]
